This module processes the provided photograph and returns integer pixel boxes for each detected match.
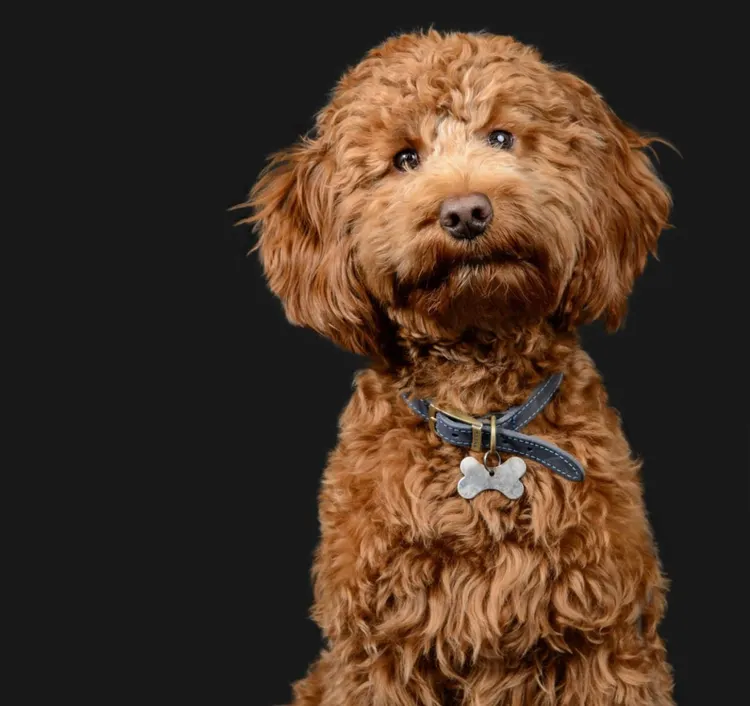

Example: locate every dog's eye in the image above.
[488,130,514,150]
[393,148,420,171]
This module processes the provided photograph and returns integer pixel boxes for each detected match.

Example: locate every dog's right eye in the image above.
[393,148,420,171]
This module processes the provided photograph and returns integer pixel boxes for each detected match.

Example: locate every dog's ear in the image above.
[555,74,672,330]
[243,139,380,357]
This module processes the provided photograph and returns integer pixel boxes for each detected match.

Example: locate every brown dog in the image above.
[243,30,674,706]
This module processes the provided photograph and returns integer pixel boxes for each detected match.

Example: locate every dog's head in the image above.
[247,32,670,358]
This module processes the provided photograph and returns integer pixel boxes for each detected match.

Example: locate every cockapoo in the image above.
[242,30,674,706]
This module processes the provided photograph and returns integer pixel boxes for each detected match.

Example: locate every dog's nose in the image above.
[439,193,493,240]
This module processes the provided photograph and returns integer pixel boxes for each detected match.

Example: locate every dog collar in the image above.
[402,373,585,482]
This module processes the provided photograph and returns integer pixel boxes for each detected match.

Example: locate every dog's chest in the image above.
[374,499,562,655]
[363,434,587,647]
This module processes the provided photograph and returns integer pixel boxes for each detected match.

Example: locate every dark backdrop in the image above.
[217,7,748,705]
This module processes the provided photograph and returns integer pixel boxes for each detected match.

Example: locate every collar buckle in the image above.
[428,402,484,452]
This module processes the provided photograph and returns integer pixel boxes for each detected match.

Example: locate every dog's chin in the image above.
[397,255,558,331]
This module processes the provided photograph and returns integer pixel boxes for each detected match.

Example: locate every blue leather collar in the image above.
[403,373,585,482]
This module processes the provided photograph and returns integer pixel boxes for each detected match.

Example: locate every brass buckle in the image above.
[429,403,484,452]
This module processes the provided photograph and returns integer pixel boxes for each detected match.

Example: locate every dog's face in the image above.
[248,32,670,357]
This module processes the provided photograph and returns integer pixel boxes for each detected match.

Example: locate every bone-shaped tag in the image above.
[457,455,527,500]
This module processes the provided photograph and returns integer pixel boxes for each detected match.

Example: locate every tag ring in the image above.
[483,449,501,469]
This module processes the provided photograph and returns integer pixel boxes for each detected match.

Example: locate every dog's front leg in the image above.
[455,585,674,706]
[456,633,674,706]
[290,519,444,704]
[550,626,674,706]
[290,641,447,706]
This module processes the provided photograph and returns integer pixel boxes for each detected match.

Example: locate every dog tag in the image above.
[457,455,527,500]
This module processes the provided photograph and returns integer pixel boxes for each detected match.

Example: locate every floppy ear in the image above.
[242,139,379,357]
[556,75,672,330]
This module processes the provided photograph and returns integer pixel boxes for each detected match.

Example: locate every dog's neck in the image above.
[389,321,578,416]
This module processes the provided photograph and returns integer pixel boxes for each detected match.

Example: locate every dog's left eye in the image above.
[488,130,514,150]
[393,148,420,171]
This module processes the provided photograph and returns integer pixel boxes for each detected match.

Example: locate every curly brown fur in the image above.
[240,30,674,706]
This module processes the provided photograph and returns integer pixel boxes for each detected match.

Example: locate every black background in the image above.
[217,7,748,705]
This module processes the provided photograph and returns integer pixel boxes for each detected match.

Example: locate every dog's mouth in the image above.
[407,251,532,292]
[456,252,527,270]
[388,243,559,325]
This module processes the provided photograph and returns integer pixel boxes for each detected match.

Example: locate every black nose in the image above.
[439,193,493,240]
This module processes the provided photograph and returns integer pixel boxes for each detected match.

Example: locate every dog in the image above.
[242,30,674,706]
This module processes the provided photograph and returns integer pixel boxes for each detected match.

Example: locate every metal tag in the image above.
[457,455,527,500]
